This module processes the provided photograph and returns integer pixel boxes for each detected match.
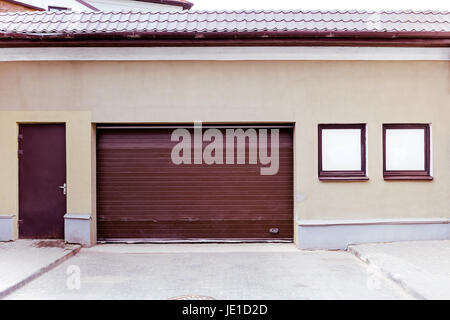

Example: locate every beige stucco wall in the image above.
[0,111,93,240]
[0,60,449,243]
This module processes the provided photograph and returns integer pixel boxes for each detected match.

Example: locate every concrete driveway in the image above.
[349,240,450,300]
[0,240,80,299]
[4,243,410,300]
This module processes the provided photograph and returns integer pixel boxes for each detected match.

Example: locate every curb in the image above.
[347,245,426,300]
[0,245,81,299]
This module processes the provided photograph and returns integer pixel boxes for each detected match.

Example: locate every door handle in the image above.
[59,183,67,195]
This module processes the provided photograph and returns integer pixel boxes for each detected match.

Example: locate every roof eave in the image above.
[1,31,450,47]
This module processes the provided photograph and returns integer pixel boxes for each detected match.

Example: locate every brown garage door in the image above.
[97,125,293,241]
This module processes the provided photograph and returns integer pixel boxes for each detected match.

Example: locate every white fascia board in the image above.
[0,46,449,61]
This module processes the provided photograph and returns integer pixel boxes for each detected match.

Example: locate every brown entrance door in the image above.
[19,124,67,239]
[97,125,293,241]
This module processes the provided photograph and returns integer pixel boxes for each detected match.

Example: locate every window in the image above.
[383,124,432,180]
[318,124,368,181]
[48,6,70,11]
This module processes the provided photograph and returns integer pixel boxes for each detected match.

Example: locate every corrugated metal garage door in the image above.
[96,125,293,241]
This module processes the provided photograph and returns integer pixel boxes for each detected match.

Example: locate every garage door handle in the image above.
[59,183,67,195]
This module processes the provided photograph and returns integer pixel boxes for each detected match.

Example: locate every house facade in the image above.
[0,10,449,249]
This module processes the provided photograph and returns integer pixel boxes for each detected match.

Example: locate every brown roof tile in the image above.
[0,9,449,47]
[0,9,449,34]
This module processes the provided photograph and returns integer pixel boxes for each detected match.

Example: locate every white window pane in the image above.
[322,129,362,171]
[385,129,425,171]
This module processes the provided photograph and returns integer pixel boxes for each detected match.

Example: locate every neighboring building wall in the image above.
[90,0,184,11]
[0,60,448,245]
[5,0,96,11]
[0,0,187,12]
[0,0,38,11]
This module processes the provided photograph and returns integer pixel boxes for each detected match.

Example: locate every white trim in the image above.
[0,214,15,219]
[365,124,369,177]
[0,47,449,61]
[64,213,91,220]
[430,124,433,176]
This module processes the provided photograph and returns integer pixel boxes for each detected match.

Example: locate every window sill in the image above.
[384,176,433,181]
[319,176,369,182]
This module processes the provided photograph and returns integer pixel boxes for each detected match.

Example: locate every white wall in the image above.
[89,0,183,11]
[21,0,94,10]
